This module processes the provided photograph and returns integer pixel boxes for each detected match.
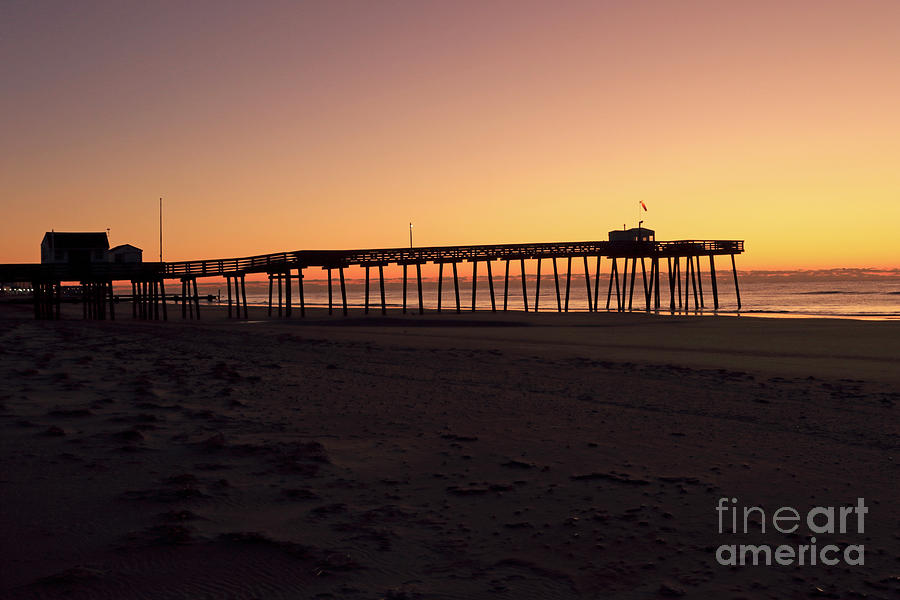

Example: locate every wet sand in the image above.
[1,303,898,599]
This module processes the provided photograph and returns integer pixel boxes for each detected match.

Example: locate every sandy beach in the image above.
[1,303,898,599]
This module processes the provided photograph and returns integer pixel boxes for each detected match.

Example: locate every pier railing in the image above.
[161,240,744,277]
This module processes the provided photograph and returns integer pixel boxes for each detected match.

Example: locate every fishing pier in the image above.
[2,239,744,320]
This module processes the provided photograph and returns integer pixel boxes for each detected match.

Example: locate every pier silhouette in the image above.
[1,239,744,320]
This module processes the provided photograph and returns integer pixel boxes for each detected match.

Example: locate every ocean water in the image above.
[180,272,900,321]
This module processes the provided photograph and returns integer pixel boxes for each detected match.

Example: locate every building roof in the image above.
[42,232,109,250]
[109,244,142,252]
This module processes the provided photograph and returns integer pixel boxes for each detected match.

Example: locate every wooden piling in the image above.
[241,275,248,319]
[298,268,305,317]
[284,269,291,318]
[731,254,741,310]
[437,262,444,313]
[520,258,528,312]
[695,256,705,309]
[226,275,233,318]
[709,255,719,310]
[487,260,496,312]
[689,256,699,310]
[192,278,200,319]
[452,261,461,313]
[606,258,616,310]
[583,255,592,312]
[159,279,166,321]
[471,261,478,312]
[277,272,283,317]
[327,268,333,315]
[402,264,408,314]
[552,258,562,312]
[339,266,348,316]
[379,264,386,315]
[625,258,636,311]
[364,265,370,315]
[503,260,510,311]
[416,262,424,314]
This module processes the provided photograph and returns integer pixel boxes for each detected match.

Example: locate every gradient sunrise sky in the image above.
[2,0,899,269]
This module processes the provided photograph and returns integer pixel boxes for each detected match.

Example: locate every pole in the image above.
[409,222,413,248]
[159,197,163,263]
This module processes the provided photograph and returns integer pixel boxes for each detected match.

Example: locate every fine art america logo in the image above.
[715,497,867,566]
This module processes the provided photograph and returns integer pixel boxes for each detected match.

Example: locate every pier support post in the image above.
[593,256,602,312]
[339,266,348,316]
[193,278,200,319]
[402,264,408,314]
[416,263,424,314]
[298,268,305,317]
[226,276,233,318]
[654,257,661,310]
[451,261,460,314]
[379,265,386,315]
[676,259,683,309]
[277,272,283,317]
[520,258,528,312]
[534,258,541,312]
[159,279,166,321]
[241,274,248,319]
[625,258,634,311]
[364,265,370,315]
[690,256,699,310]
[583,256,593,312]
[487,260,496,312]
[641,258,650,312]
[552,258,561,312]
[709,255,719,310]
[268,274,273,316]
[731,254,741,310]
[284,269,291,318]
[471,261,478,312]
[153,280,160,320]
[606,258,616,311]
[564,257,572,312]
[452,262,461,313]
[437,262,444,313]
[695,256,705,309]
[327,268,333,315]
[503,260,510,311]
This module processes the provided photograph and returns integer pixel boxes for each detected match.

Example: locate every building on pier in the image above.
[108,244,143,264]
[609,227,655,242]
[41,232,109,265]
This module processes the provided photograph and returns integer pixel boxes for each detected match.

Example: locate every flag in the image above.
[640,201,648,211]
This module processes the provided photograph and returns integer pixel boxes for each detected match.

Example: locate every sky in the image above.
[2,0,899,270]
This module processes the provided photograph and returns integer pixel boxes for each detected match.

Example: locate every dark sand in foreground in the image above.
[1,303,898,599]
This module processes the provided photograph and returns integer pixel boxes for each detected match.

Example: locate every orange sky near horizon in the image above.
[2,1,899,270]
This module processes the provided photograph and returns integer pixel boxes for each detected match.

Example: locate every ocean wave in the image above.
[741,309,900,318]
[796,290,900,296]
